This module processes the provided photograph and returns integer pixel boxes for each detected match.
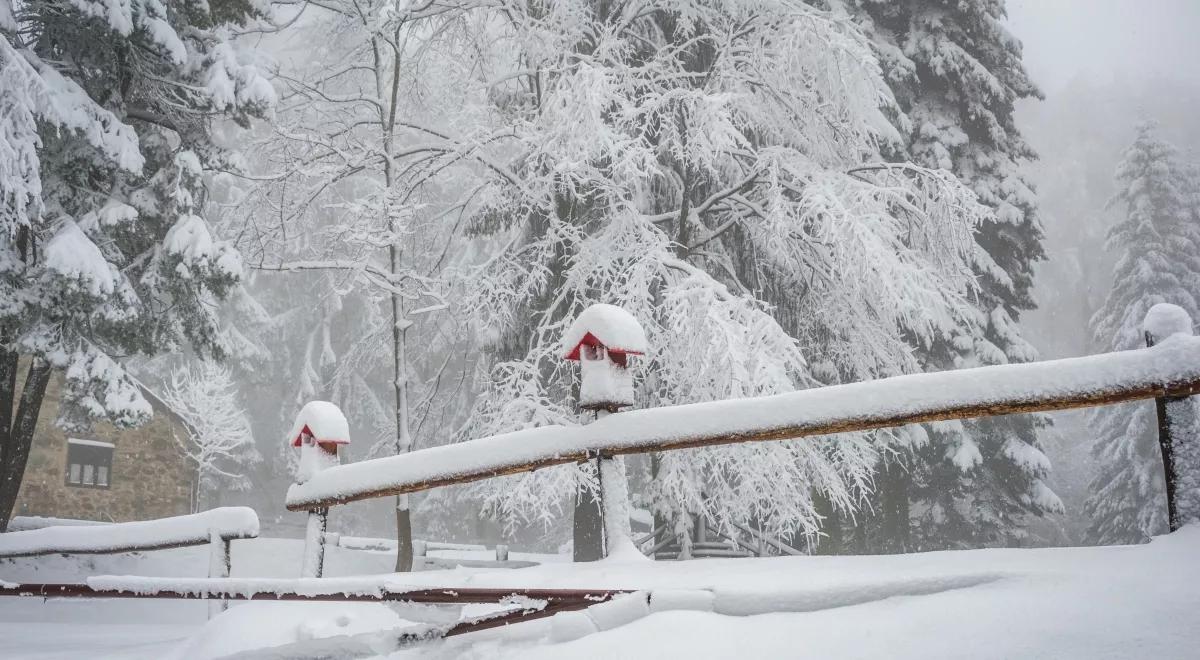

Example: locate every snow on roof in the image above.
[288,401,350,447]
[288,334,1200,511]
[67,438,115,449]
[1144,303,1193,341]
[0,507,259,558]
[562,304,648,360]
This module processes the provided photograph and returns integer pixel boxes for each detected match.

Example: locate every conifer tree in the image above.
[1085,122,1200,544]
[834,0,1061,551]
[0,0,274,528]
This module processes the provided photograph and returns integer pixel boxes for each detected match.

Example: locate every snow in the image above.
[4,529,1200,658]
[579,348,635,409]
[7,516,108,532]
[1144,302,1194,341]
[562,303,648,358]
[0,0,15,32]
[288,335,1200,510]
[43,221,122,297]
[288,400,351,446]
[597,456,644,561]
[67,437,116,449]
[0,507,259,557]
[169,601,407,660]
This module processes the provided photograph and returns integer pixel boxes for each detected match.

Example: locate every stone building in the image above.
[13,370,194,523]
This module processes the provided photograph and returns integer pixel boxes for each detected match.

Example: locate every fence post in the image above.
[495,544,509,562]
[1144,303,1199,531]
[302,508,328,578]
[207,530,231,617]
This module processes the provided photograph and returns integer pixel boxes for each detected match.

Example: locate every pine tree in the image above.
[0,0,274,528]
[835,0,1061,551]
[1085,122,1200,544]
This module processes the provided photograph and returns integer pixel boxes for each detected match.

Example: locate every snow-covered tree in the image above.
[399,0,1002,551]
[161,361,260,511]
[1085,122,1200,545]
[0,0,274,529]
[227,2,468,570]
[833,0,1061,551]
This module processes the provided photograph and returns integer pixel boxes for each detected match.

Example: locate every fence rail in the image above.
[0,507,259,559]
[287,335,1200,511]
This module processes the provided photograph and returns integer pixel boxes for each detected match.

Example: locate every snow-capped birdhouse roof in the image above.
[288,401,351,447]
[562,303,648,360]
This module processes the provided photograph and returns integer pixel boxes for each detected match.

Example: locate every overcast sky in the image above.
[1006,0,1200,92]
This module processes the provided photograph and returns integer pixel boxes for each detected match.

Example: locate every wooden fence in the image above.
[286,304,1200,566]
[0,507,259,613]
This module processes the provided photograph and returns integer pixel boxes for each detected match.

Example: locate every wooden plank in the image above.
[286,337,1200,511]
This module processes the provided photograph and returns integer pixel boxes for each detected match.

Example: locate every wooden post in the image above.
[302,508,328,578]
[495,544,509,562]
[207,530,231,617]
[1144,303,1198,531]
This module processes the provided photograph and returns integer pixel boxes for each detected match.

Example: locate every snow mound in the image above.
[562,304,648,358]
[1144,302,1194,340]
[287,401,350,446]
[167,601,405,660]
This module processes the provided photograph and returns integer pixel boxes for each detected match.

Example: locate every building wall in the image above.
[13,371,194,523]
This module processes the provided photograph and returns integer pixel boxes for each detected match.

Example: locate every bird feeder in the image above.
[562,304,648,562]
[562,303,648,412]
[288,400,350,485]
[288,400,349,578]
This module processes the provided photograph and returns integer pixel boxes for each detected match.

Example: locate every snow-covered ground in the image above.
[3,529,1200,658]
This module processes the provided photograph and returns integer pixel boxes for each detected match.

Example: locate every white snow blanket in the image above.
[289,335,1200,509]
[168,601,408,660]
[4,530,1200,658]
[0,507,259,558]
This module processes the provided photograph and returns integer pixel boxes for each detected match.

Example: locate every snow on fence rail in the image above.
[287,334,1200,511]
[6,516,109,532]
[0,507,259,558]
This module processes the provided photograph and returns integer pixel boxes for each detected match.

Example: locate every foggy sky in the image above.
[1007,0,1200,92]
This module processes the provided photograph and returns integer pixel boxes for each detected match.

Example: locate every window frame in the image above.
[65,438,114,490]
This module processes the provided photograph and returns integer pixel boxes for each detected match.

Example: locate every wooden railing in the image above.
[286,304,1200,567]
[0,507,260,613]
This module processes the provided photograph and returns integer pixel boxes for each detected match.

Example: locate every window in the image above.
[65,438,114,489]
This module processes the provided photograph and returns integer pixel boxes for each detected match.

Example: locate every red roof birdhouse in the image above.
[561,303,648,361]
[562,304,647,411]
[288,401,350,448]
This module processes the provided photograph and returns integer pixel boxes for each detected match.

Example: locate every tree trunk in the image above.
[573,477,605,562]
[879,459,910,553]
[0,357,53,532]
[809,492,842,555]
[390,243,415,572]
